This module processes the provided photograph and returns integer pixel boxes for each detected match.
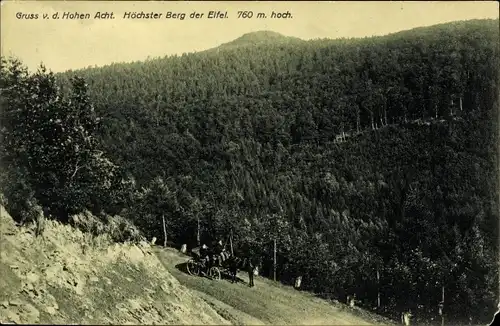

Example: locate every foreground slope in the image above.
[0,206,229,325]
[156,248,396,326]
[0,202,394,325]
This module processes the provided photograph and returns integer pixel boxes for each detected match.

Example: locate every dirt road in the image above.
[155,248,396,326]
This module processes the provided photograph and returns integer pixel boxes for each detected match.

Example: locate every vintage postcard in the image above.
[1,1,499,325]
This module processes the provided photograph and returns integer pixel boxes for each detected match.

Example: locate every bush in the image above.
[70,210,144,244]
[0,166,43,226]
[105,214,144,243]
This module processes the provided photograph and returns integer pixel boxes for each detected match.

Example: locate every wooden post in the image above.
[273,238,277,281]
[162,214,167,247]
[377,267,381,308]
[295,276,302,289]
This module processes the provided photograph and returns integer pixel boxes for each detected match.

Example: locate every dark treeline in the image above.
[1,20,498,324]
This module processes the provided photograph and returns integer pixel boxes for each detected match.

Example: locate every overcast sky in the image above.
[1,0,498,73]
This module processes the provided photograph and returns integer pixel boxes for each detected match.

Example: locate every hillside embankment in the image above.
[0,204,394,325]
[0,205,229,325]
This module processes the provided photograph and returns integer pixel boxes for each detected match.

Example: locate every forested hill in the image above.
[57,18,498,178]
[4,18,497,325]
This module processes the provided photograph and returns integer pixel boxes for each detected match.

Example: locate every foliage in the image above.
[70,210,144,243]
[0,57,118,221]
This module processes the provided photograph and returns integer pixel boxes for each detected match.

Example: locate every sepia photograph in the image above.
[0,0,499,325]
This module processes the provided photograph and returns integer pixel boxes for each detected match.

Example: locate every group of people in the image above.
[198,239,227,274]
[192,239,257,287]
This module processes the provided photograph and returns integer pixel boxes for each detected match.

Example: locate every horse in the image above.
[213,251,257,287]
[226,255,257,287]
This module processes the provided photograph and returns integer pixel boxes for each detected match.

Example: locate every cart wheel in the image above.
[187,259,200,276]
[209,266,221,280]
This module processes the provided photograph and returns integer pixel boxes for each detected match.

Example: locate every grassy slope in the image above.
[155,248,397,326]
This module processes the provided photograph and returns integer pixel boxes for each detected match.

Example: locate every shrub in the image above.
[70,210,144,244]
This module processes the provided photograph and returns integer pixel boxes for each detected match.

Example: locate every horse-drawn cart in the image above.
[186,257,222,280]
[186,247,232,280]
[186,247,256,286]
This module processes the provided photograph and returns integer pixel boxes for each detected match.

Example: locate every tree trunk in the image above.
[383,93,389,126]
[377,268,381,308]
[440,285,445,326]
[230,229,234,255]
[356,107,360,133]
[197,214,200,246]
[155,94,162,127]
[273,239,277,281]
[384,100,388,126]
[162,214,167,247]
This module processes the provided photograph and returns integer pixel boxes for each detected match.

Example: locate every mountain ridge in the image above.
[214,30,304,50]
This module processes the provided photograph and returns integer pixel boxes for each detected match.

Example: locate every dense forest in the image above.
[1,19,499,324]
